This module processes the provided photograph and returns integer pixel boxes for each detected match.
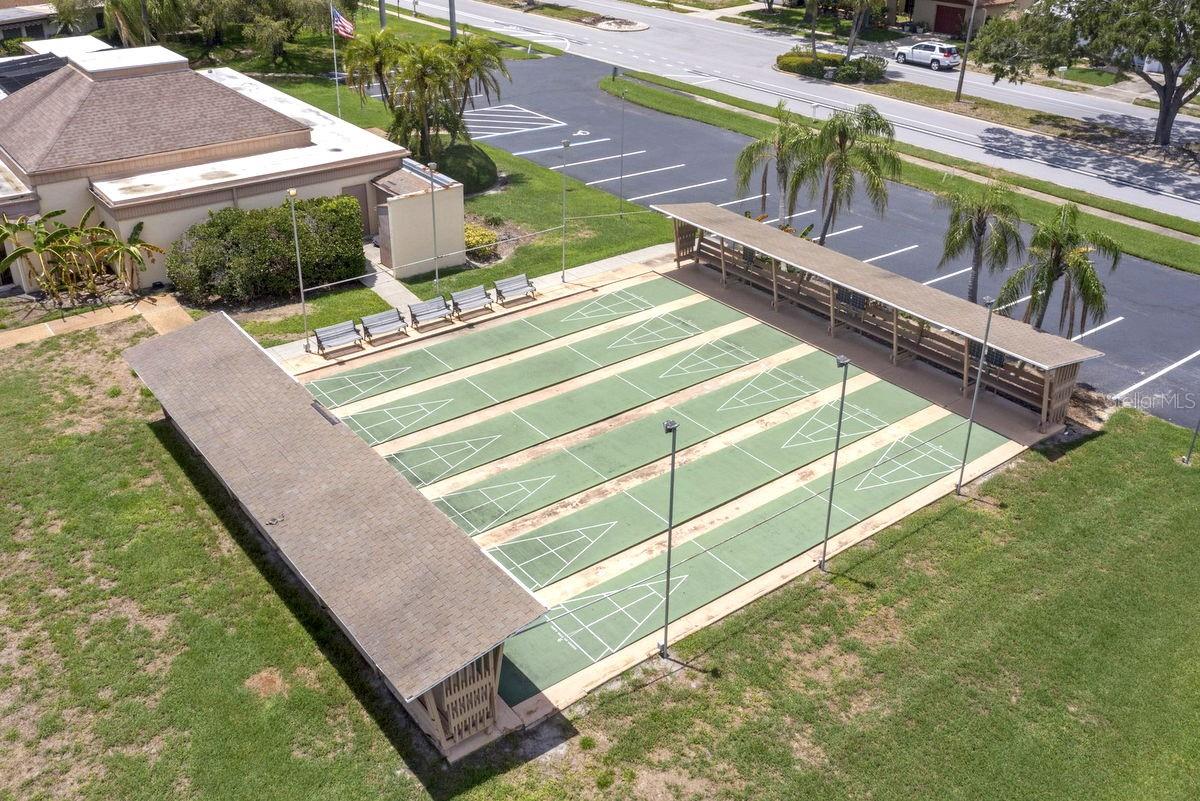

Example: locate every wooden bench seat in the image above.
[313,320,361,355]
[494,274,536,305]
[360,308,408,344]
[408,297,453,329]
[451,285,492,318]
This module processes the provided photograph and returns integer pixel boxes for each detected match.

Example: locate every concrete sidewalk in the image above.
[0,294,193,350]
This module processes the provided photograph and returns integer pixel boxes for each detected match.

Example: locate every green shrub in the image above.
[833,61,863,83]
[464,222,499,262]
[439,142,499,194]
[166,196,365,303]
[0,38,29,57]
[777,50,843,79]
[858,55,888,83]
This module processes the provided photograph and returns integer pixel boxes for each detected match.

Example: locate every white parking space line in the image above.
[586,164,686,185]
[764,209,816,224]
[923,266,972,285]
[1071,316,1125,342]
[823,225,864,238]
[865,244,920,262]
[718,194,769,207]
[513,139,610,155]
[996,294,1031,312]
[550,151,647,170]
[1115,347,1200,399]
[465,104,566,140]
[627,179,727,202]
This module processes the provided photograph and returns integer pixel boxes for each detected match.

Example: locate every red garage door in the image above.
[933,4,965,35]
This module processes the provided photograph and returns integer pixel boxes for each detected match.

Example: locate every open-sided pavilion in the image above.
[654,203,1102,432]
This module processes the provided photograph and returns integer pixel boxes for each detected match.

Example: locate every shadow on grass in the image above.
[149,418,576,799]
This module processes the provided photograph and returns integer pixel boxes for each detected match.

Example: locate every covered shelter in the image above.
[124,314,546,759]
[654,203,1101,431]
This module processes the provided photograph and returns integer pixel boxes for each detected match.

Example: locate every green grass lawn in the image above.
[600,74,1200,276]
[238,286,393,348]
[1060,66,1126,86]
[2,317,1198,799]
[734,10,905,43]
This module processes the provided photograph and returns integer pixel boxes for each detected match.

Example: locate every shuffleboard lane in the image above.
[477,381,932,589]
[497,415,1011,708]
[388,325,812,491]
[305,276,693,408]
[342,299,748,446]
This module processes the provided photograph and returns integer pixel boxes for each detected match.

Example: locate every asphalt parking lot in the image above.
[466,55,1200,427]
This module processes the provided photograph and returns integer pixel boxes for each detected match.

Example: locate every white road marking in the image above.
[996,294,1031,312]
[586,164,686,185]
[550,150,647,170]
[1114,347,1200,399]
[1070,316,1125,341]
[764,209,816,225]
[865,244,920,262]
[627,178,727,202]
[718,193,769,207]
[513,138,610,155]
[823,225,864,238]
[923,266,972,285]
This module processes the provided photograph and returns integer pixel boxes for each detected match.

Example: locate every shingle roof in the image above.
[0,60,309,174]
[124,315,546,702]
[655,203,1102,371]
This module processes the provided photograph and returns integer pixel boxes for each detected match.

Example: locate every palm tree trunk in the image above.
[760,167,769,218]
[817,201,836,245]
[967,241,983,305]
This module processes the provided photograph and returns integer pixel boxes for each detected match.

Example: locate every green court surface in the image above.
[498,414,1010,706]
[342,298,746,446]
[390,324,808,491]
[483,381,930,590]
[306,278,693,408]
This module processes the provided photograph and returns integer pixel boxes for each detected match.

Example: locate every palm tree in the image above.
[790,104,901,245]
[734,101,814,225]
[0,211,72,301]
[100,222,165,293]
[996,203,1120,338]
[935,181,1025,304]
[449,35,510,122]
[388,42,457,162]
[343,28,403,112]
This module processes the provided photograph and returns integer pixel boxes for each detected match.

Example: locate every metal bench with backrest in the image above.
[313,320,361,355]
[408,297,453,329]
[494,274,536,305]
[451,285,492,318]
[360,308,408,345]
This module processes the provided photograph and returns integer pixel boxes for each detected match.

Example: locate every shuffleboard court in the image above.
[389,325,810,490]
[497,414,1010,706]
[306,277,694,408]
[342,299,746,445]
[482,381,930,590]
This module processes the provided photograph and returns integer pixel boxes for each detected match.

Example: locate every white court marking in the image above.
[853,434,961,492]
[559,289,653,322]
[308,366,411,407]
[717,365,822,412]
[781,401,891,449]
[658,339,757,380]
[387,434,503,488]
[489,521,619,590]
[349,398,453,445]
[547,574,690,663]
[436,475,556,536]
[465,104,566,139]
[606,313,701,349]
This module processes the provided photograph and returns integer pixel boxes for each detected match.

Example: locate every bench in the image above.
[494,274,535,305]
[451,285,492,318]
[408,297,453,329]
[360,308,408,344]
[313,320,361,355]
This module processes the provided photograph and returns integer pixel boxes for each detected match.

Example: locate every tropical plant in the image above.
[789,103,901,245]
[52,0,86,34]
[104,0,189,46]
[734,101,814,225]
[101,222,166,292]
[843,0,884,59]
[343,27,403,111]
[449,35,510,121]
[995,203,1120,337]
[935,181,1025,304]
[387,42,457,162]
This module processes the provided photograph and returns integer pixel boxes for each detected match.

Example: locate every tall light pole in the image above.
[448,0,458,40]
[427,161,440,295]
[954,0,981,103]
[618,87,627,217]
[559,139,570,282]
[819,355,851,573]
[659,419,679,659]
[287,189,310,353]
[957,297,996,494]
[380,0,387,28]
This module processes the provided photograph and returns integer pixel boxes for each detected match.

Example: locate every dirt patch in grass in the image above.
[633,766,731,800]
[244,667,289,699]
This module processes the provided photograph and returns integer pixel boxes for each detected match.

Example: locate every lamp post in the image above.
[560,139,570,282]
[448,0,458,40]
[954,0,981,103]
[618,87,627,217]
[287,189,310,353]
[819,355,851,573]
[659,419,679,659]
[379,0,387,28]
[1185,413,1199,465]
[957,297,996,494]
[427,161,440,295]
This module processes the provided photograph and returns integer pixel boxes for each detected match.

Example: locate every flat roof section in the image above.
[654,203,1102,371]
[21,34,111,58]
[124,314,546,703]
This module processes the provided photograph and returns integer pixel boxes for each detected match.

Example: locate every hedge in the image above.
[776,51,887,84]
[166,196,366,303]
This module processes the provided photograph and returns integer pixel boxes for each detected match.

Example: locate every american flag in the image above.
[331,6,355,38]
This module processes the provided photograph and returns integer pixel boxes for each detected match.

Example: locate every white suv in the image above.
[894,42,962,71]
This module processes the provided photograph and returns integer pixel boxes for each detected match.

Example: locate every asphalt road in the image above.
[469,55,1200,426]
[390,0,1200,221]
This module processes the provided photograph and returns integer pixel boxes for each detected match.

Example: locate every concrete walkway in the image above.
[0,294,193,351]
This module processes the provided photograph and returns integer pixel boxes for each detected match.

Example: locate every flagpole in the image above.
[330,3,343,119]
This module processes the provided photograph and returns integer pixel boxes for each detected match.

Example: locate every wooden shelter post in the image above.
[828,283,836,335]
[719,237,727,285]
[891,307,899,364]
[962,340,971,395]
[672,220,682,268]
[771,259,778,309]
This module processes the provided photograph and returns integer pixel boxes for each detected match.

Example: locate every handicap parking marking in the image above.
[465,104,567,140]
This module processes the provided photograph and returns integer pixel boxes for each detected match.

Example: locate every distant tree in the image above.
[343,28,403,111]
[104,0,188,45]
[52,0,86,34]
[246,14,292,62]
[734,101,814,225]
[790,104,901,245]
[971,0,1200,146]
[935,181,1025,305]
[843,0,883,59]
[449,35,510,121]
[996,203,1120,337]
[388,42,457,162]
